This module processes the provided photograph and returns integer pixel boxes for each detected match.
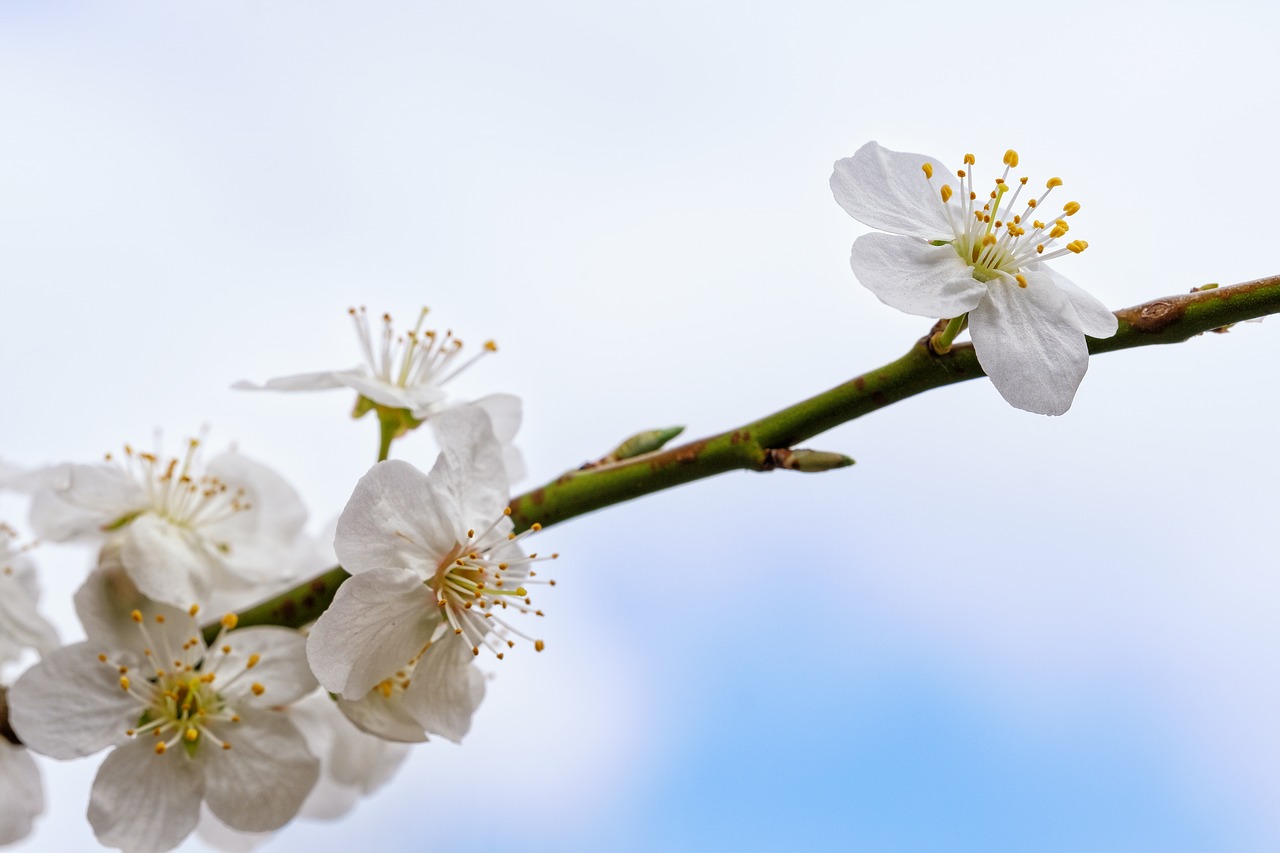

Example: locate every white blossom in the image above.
[9,593,319,853]
[831,141,1118,415]
[0,740,42,845]
[28,437,307,611]
[233,307,526,481]
[307,405,555,742]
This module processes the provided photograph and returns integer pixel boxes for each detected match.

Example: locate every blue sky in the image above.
[2,1,1279,851]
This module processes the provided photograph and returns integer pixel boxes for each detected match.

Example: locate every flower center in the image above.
[921,150,1090,285]
[102,609,265,757]
[425,509,556,658]
[103,438,249,543]
[348,306,497,391]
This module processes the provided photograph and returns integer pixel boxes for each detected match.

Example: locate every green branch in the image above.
[208,273,1280,640]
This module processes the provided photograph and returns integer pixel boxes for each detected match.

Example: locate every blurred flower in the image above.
[0,525,59,665]
[0,524,56,847]
[234,307,526,480]
[307,405,554,742]
[0,739,42,845]
[28,437,307,612]
[831,141,1118,415]
[9,592,319,853]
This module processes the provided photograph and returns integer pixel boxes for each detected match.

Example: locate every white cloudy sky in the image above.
[2,1,1279,851]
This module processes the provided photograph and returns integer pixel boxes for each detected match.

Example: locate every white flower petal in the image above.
[1044,267,1119,339]
[0,742,43,845]
[332,373,422,409]
[119,515,211,609]
[326,712,411,792]
[831,141,951,239]
[9,642,136,759]
[401,636,485,743]
[28,462,144,542]
[850,233,988,318]
[194,806,271,853]
[215,627,317,707]
[305,568,438,699]
[232,370,353,392]
[202,708,319,833]
[449,393,527,483]
[432,404,512,524]
[88,737,205,853]
[0,557,59,657]
[335,692,429,744]
[73,561,195,652]
[968,272,1091,416]
[334,460,461,574]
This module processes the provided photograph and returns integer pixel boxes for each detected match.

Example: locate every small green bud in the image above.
[608,426,685,462]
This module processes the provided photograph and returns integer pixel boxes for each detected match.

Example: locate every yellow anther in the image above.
[1063,201,1081,216]
[1036,244,1045,253]
[483,339,498,352]
[155,742,167,755]
[246,653,261,669]
[130,610,143,623]
[531,522,542,531]
[98,653,108,662]
[535,640,546,652]
[1049,225,1069,239]
[940,185,953,203]
[921,162,933,179]
[1015,274,1029,288]
[119,676,130,691]
[188,604,200,617]
[251,683,265,696]
[982,234,997,247]
[221,613,238,630]
[185,728,199,743]
[222,743,232,750]
[964,153,975,165]
[154,615,165,624]
[1003,149,1019,167]
[503,507,513,516]
[1067,240,1089,254]
[957,169,966,179]
[1027,199,1038,209]
[1046,177,1063,189]
[1033,220,1045,229]
[1019,176,1029,185]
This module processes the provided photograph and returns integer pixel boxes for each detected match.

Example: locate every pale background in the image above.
[1,1,1278,851]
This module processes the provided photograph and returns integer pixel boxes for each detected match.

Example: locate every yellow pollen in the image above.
[535,640,546,652]
[981,234,997,247]
[188,604,200,617]
[1003,149,1019,167]
[1046,177,1063,189]
[940,185,953,203]
[1015,274,1029,288]
[1037,244,1045,253]
[251,683,265,696]
[98,653,107,662]
[1019,176,1028,185]
[185,728,199,742]
[155,742,167,755]
[221,645,231,654]
[119,676,130,691]
[484,339,498,352]
[1067,240,1089,253]
[921,162,933,179]
[221,614,238,630]
[1049,225,1068,239]
[964,153,975,165]
[1063,201,1081,216]
[246,654,261,669]
[154,615,165,624]
[1027,199,1038,209]
[957,169,966,179]
[222,743,232,750]
[130,610,143,623]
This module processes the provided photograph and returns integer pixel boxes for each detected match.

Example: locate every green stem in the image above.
[208,273,1280,637]
[377,415,396,462]
[930,314,967,354]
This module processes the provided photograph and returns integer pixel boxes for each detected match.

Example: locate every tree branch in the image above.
[198,274,1280,639]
